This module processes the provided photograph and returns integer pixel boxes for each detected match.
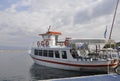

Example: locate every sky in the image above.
[0,0,120,49]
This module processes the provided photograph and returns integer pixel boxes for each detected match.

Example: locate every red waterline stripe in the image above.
[31,56,118,67]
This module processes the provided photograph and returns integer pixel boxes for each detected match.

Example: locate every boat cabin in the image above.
[34,32,119,61]
[38,31,62,47]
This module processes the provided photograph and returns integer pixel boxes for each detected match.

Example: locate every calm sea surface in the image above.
[0,50,115,81]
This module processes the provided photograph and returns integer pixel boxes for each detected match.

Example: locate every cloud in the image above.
[0,0,120,48]
[74,0,118,24]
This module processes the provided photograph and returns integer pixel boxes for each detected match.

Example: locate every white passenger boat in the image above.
[29,30,119,71]
[29,0,120,72]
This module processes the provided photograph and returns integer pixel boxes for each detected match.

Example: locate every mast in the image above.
[109,0,119,40]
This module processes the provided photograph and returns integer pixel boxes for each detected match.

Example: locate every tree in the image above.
[116,42,120,46]
[103,43,115,48]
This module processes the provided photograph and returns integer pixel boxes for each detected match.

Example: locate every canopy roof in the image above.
[39,31,62,36]
[69,38,107,44]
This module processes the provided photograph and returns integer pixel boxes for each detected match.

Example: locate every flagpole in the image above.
[104,26,107,39]
[109,0,119,40]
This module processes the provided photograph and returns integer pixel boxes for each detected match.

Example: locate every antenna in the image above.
[48,25,51,32]
[109,0,119,40]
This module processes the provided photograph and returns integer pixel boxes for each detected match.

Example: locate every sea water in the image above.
[0,50,110,81]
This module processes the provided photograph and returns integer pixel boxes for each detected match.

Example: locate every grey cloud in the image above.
[74,9,91,24]
[51,12,72,28]
[0,23,26,36]
[0,24,37,48]
[74,0,118,24]
[92,0,116,17]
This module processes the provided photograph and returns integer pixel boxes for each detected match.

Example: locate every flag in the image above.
[104,26,107,39]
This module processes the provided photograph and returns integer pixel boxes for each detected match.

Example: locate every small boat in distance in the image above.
[29,27,119,71]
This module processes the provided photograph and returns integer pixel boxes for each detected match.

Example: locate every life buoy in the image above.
[110,59,118,65]
[41,41,44,46]
[64,40,69,46]
[46,40,49,46]
[113,59,118,63]
[37,41,40,47]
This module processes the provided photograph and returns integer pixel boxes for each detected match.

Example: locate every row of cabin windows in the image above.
[34,49,67,59]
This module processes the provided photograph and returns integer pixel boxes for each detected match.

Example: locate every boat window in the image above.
[71,49,78,58]
[48,50,53,57]
[34,49,38,55]
[38,50,42,56]
[55,51,60,58]
[43,50,48,57]
[62,51,67,59]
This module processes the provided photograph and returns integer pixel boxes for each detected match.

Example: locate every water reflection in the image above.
[29,63,107,80]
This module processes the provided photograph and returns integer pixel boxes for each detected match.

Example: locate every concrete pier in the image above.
[42,74,120,81]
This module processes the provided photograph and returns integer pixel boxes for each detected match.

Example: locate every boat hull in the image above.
[30,54,119,72]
